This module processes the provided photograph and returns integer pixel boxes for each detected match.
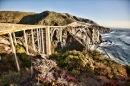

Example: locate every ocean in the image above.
[98,28,130,65]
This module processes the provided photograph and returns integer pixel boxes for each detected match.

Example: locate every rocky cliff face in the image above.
[88,25,112,33]
[52,25,102,53]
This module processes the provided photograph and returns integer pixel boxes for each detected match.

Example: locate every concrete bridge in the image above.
[0,23,66,71]
[0,23,100,72]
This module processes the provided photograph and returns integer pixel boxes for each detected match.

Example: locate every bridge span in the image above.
[0,23,66,71]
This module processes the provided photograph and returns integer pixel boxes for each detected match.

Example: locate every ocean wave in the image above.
[118,38,130,46]
[126,33,130,37]
[99,29,130,65]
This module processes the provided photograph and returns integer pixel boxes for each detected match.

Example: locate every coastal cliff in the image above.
[1,11,129,86]
[52,25,101,53]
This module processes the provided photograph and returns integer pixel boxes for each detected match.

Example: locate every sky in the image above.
[0,0,130,28]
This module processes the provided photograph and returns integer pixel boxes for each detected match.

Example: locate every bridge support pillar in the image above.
[37,29,40,53]
[45,26,51,55]
[59,27,62,42]
[39,28,42,52]
[8,33,20,72]
[41,28,45,53]
[23,30,29,55]
[12,32,17,46]
[31,29,35,51]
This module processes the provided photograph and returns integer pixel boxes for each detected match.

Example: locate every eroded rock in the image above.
[32,56,78,86]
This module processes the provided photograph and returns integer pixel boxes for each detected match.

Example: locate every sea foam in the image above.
[98,28,130,65]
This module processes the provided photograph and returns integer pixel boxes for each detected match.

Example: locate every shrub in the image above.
[0,71,21,86]
[72,68,80,76]
[89,63,95,71]
[8,59,15,67]
[49,50,128,79]
[16,45,25,53]
[49,50,88,75]
[88,50,105,62]
[107,73,113,79]
[127,82,130,86]
[125,65,130,76]
[19,54,31,68]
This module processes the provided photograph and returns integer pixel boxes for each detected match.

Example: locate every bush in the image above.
[16,45,25,53]
[72,68,80,76]
[8,59,15,67]
[88,50,105,61]
[19,54,31,68]
[89,63,95,71]
[126,65,130,76]
[49,50,88,75]
[127,82,130,86]
[49,52,61,61]
[0,71,21,86]
[49,50,128,79]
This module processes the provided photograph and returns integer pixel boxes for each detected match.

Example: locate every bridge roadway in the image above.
[0,23,65,35]
[0,23,66,72]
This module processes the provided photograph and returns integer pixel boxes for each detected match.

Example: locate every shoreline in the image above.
[98,29,130,65]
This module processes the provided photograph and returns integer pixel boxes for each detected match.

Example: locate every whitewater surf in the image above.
[98,28,130,65]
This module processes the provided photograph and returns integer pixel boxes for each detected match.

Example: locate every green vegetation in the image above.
[19,54,31,68]
[50,50,86,75]
[125,65,130,77]
[0,71,21,86]
[0,11,35,23]
[49,50,127,78]
[16,45,25,53]
[0,54,16,72]
[0,11,96,26]
[0,71,32,86]
[0,53,31,73]
[16,45,31,68]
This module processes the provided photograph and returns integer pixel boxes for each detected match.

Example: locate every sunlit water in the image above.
[98,28,130,65]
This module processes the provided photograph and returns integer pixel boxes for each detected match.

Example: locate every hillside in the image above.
[0,10,97,26]
[18,11,98,25]
[0,11,35,23]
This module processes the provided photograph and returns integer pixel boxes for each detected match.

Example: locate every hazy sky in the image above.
[0,0,130,28]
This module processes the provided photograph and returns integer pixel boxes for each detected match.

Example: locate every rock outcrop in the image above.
[32,56,78,86]
[53,23,106,52]
[0,36,11,54]
[89,25,112,33]
[62,26,101,51]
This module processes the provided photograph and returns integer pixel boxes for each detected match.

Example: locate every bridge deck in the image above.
[0,23,66,35]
